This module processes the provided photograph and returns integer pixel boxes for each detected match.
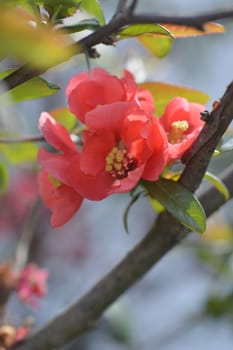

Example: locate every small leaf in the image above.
[204,171,229,201]
[123,192,142,234]
[80,0,105,25]
[161,22,225,38]
[144,178,206,233]
[49,107,77,131]
[219,138,233,153]
[116,24,173,58]
[0,142,38,164]
[137,35,173,58]
[0,70,59,103]
[139,82,209,116]
[0,161,9,195]
[117,24,172,39]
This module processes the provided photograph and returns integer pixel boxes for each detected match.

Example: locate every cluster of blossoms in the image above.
[38,68,205,227]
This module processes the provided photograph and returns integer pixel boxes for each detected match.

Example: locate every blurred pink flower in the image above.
[17,263,48,308]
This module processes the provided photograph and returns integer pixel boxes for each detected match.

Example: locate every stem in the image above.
[12,199,41,275]
[0,136,44,143]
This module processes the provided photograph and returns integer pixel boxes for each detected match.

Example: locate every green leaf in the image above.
[63,18,100,34]
[219,137,233,153]
[0,142,38,164]
[137,35,173,58]
[37,0,80,19]
[117,24,173,39]
[80,0,105,25]
[49,107,77,131]
[116,24,173,58]
[144,178,206,233]
[139,82,210,116]
[0,162,9,195]
[0,70,60,103]
[204,171,229,201]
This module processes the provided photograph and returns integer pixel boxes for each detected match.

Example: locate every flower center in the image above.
[105,146,137,180]
[168,120,189,144]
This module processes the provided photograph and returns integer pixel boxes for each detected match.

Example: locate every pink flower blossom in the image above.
[159,97,205,162]
[66,68,154,122]
[38,107,168,203]
[17,263,48,308]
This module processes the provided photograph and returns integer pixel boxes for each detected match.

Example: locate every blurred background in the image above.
[1,0,233,349]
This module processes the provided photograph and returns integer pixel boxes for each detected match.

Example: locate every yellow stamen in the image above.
[168,120,189,144]
[105,146,137,180]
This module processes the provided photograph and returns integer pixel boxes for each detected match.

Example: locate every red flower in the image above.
[17,263,48,308]
[66,68,154,122]
[159,97,204,162]
[66,104,167,198]
[38,113,83,227]
[38,106,167,202]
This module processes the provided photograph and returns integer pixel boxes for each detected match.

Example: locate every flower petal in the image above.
[85,102,135,134]
[38,170,83,227]
[39,112,76,153]
[80,131,115,175]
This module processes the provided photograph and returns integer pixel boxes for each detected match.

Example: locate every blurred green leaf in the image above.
[80,0,105,25]
[0,70,60,103]
[144,178,206,233]
[204,171,229,201]
[49,107,77,131]
[38,0,80,19]
[0,7,75,68]
[106,303,132,345]
[0,142,38,164]
[0,161,9,195]
[139,82,209,116]
[205,294,233,318]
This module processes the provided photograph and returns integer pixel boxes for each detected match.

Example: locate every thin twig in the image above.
[12,198,41,275]
[114,0,128,17]
[0,135,44,143]
[128,0,138,13]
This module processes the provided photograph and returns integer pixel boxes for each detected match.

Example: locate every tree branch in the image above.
[3,7,233,91]
[13,82,233,350]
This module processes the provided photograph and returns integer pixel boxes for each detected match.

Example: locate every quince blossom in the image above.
[66,67,154,121]
[38,106,168,202]
[38,68,205,228]
[159,97,204,162]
